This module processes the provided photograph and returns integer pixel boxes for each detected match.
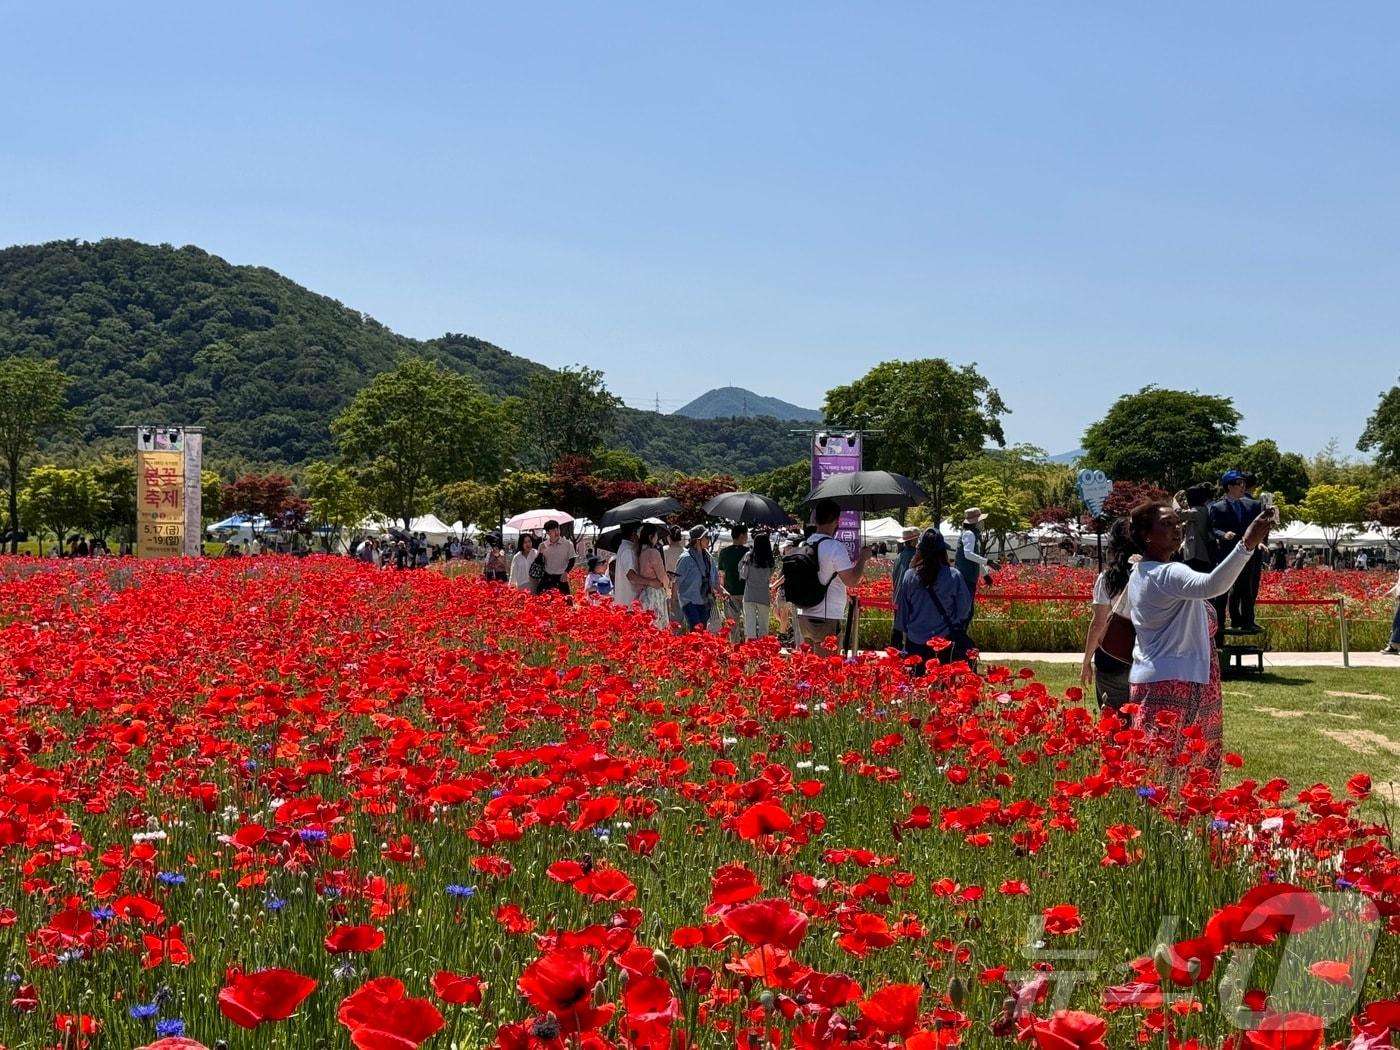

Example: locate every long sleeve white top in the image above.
[1128,542,1253,685]
[960,530,988,568]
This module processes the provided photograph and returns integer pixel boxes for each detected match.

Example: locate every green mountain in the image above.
[0,239,805,474]
[675,386,822,423]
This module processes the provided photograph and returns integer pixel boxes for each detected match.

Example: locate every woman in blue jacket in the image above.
[894,529,972,672]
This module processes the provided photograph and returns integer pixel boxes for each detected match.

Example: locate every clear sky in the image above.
[3,3,1396,457]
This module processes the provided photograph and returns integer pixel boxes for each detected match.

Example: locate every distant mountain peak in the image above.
[675,386,822,422]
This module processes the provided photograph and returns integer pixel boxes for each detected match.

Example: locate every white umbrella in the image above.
[506,509,574,531]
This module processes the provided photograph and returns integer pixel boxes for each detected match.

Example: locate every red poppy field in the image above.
[1,558,1398,1050]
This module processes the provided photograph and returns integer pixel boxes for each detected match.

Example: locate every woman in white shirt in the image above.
[1079,518,1136,712]
[508,534,539,590]
[1127,500,1273,785]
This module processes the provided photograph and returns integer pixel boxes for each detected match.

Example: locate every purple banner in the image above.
[811,433,862,561]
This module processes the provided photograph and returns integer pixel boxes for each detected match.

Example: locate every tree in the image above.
[1199,439,1312,505]
[1095,481,1170,532]
[332,356,513,526]
[89,456,137,545]
[1298,484,1368,563]
[436,479,498,532]
[1081,386,1242,493]
[1368,483,1400,552]
[952,473,1026,557]
[592,448,649,482]
[744,460,811,516]
[222,474,297,538]
[520,366,621,470]
[18,465,102,553]
[823,359,1009,525]
[303,461,372,550]
[1358,379,1400,471]
[948,444,1071,518]
[1308,439,1387,491]
[0,357,72,550]
[668,475,738,526]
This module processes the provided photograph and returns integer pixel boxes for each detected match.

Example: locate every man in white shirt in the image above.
[795,499,871,647]
[537,520,577,598]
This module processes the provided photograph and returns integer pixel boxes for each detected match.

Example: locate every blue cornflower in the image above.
[156,871,186,886]
[321,887,342,899]
[128,1003,159,1020]
[446,884,476,898]
[266,897,287,911]
[1136,787,1156,798]
[1209,819,1230,831]
[1337,877,1354,889]
[91,907,116,922]
[592,827,610,838]
[57,949,83,964]
[242,759,258,771]
[155,1018,185,1038]
[299,828,328,843]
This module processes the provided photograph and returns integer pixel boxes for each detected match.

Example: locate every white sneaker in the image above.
[1381,646,1400,655]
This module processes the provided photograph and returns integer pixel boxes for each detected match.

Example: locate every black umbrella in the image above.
[801,470,928,513]
[599,496,683,527]
[702,491,792,527]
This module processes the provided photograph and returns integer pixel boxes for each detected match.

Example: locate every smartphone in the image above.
[1259,491,1278,523]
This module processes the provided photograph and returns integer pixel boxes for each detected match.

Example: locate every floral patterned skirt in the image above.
[1130,622,1223,786]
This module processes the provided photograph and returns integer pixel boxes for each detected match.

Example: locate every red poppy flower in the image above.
[325,924,385,954]
[517,947,602,1014]
[736,801,792,840]
[138,1041,210,1050]
[1042,904,1082,935]
[1020,1009,1108,1050]
[338,977,445,1050]
[1239,1012,1325,1050]
[720,899,810,949]
[858,983,922,1035]
[431,971,484,1006]
[217,968,317,1029]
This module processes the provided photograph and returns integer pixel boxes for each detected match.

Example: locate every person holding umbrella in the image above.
[716,525,750,642]
[537,520,577,598]
[793,499,872,647]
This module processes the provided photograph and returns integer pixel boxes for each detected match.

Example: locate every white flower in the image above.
[1260,816,1285,833]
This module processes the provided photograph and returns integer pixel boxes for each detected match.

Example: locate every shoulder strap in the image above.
[806,535,837,585]
[923,574,959,627]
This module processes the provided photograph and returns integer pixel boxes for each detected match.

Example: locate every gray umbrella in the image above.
[801,470,928,513]
[702,491,793,527]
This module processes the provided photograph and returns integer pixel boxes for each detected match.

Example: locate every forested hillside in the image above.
[0,239,806,471]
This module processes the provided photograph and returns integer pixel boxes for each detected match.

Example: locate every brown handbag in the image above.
[1096,586,1136,665]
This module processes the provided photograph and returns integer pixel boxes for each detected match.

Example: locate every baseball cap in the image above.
[1221,470,1244,486]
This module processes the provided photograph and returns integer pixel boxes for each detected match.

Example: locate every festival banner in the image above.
[136,450,185,558]
[810,432,862,560]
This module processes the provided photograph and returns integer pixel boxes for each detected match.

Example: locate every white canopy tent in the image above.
[358,514,458,544]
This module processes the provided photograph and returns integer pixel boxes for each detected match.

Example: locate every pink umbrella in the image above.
[505,509,574,531]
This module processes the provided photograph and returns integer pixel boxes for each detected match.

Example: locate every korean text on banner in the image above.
[136,450,184,558]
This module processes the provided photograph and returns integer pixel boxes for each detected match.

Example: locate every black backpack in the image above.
[782,536,833,609]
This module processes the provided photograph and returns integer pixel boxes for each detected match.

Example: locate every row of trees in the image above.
[5,346,1400,554]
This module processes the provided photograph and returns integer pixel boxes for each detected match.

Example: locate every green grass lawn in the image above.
[1016,660,1400,807]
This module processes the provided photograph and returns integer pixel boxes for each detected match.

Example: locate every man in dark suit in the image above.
[1208,470,1262,636]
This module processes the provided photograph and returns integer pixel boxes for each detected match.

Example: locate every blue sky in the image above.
[3,3,1396,457]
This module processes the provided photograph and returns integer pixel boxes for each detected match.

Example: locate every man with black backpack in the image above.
[785,499,872,648]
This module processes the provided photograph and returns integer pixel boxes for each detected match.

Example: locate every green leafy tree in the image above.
[592,448,649,482]
[332,356,512,526]
[1081,386,1242,493]
[948,444,1071,517]
[1298,483,1368,563]
[1199,439,1312,504]
[0,357,72,550]
[303,461,372,549]
[201,471,223,525]
[744,460,811,516]
[436,479,498,532]
[496,471,552,517]
[823,359,1009,525]
[520,366,621,470]
[89,456,136,545]
[18,465,102,553]
[1358,379,1400,471]
[1368,483,1400,552]
[951,473,1027,557]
